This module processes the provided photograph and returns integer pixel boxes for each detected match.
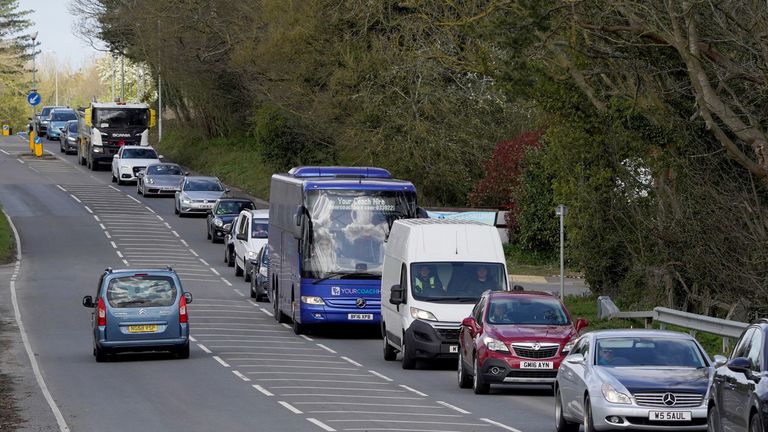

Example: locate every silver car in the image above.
[137,163,187,197]
[174,176,229,216]
[555,329,712,432]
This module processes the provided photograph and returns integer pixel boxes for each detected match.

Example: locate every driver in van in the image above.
[413,265,443,295]
[466,265,495,293]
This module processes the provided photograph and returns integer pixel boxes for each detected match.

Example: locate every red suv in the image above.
[457,290,587,394]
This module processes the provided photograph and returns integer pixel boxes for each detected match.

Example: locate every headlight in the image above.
[301,296,325,305]
[562,338,576,356]
[409,307,437,321]
[247,251,258,259]
[146,178,155,184]
[213,218,223,227]
[601,383,632,404]
[259,266,268,277]
[181,198,192,204]
[67,136,76,141]
[482,336,510,352]
[223,223,232,231]
[42,120,49,124]
[93,146,104,153]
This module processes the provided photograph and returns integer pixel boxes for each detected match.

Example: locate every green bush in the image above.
[0,208,14,264]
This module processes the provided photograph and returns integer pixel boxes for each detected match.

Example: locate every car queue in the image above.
[53,136,766,432]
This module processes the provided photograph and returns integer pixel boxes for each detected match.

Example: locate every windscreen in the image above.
[147,164,183,175]
[215,201,254,215]
[68,122,78,132]
[301,189,417,278]
[123,148,158,159]
[184,179,223,191]
[251,219,268,239]
[410,262,506,302]
[51,111,76,121]
[94,108,149,128]
[595,337,707,367]
[106,275,177,308]
[486,297,568,325]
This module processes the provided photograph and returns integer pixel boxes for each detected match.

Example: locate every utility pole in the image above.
[158,72,162,142]
[555,204,568,299]
[111,53,115,101]
[121,54,125,101]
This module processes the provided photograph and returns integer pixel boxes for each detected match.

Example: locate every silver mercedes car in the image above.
[137,163,187,197]
[555,329,712,432]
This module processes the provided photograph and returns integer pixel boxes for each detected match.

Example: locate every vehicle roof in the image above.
[273,173,415,191]
[145,162,181,167]
[184,176,220,181]
[105,268,178,277]
[91,102,149,109]
[51,108,75,112]
[387,219,505,263]
[243,209,269,218]
[216,197,253,202]
[589,329,695,339]
[122,145,156,150]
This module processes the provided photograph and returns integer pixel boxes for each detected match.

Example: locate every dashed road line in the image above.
[232,370,251,382]
[368,370,393,382]
[210,268,220,276]
[172,230,180,237]
[213,356,230,367]
[480,418,522,432]
[340,356,362,367]
[0,149,9,155]
[84,206,93,214]
[122,259,130,266]
[126,195,141,203]
[104,231,111,239]
[399,384,428,397]
[278,401,303,414]
[110,241,118,249]
[189,249,199,257]
[300,334,314,341]
[436,401,471,414]
[221,278,232,286]
[17,159,24,164]
[144,206,155,213]
[69,194,82,203]
[316,344,337,354]
[197,344,212,354]
[260,308,274,317]
[306,418,336,432]
[116,251,124,258]
[281,323,291,329]
[252,384,274,396]
[233,289,245,297]
[199,258,210,266]
[180,239,189,247]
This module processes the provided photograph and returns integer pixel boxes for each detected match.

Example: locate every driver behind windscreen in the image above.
[465,265,496,293]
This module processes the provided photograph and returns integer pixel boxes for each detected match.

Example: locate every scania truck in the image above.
[77,102,156,171]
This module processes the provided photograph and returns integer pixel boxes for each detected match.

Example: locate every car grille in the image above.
[132,166,146,175]
[511,343,560,359]
[436,328,460,342]
[323,298,380,309]
[633,392,704,408]
[506,370,558,379]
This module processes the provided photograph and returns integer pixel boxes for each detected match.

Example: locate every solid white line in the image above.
[84,206,93,214]
[436,401,471,414]
[221,278,232,286]
[197,344,212,354]
[189,249,199,257]
[399,385,428,397]
[278,401,303,414]
[260,308,274,317]
[69,194,82,203]
[368,370,393,382]
[210,268,220,276]
[252,385,274,396]
[233,289,245,297]
[232,370,251,382]
[189,336,197,342]
[316,344,337,354]
[306,418,336,432]
[480,418,522,432]
[300,334,314,341]
[340,356,362,367]
[198,258,209,266]
[213,356,230,367]
[3,212,70,432]
[126,195,141,203]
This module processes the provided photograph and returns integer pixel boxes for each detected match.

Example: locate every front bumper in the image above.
[404,320,460,359]
[478,349,563,384]
[591,398,707,431]
[144,185,178,195]
[295,301,381,325]
[48,129,62,139]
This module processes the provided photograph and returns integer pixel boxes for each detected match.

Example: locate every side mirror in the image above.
[461,317,478,334]
[184,171,190,176]
[236,233,247,241]
[158,154,165,160]
[565,353,585,364]
[575,318,589,332]
[136,171,145,178]
[206,209,212,215]
[225,188,231,193]
[389,284,404,305]
[183,292,193,304]
[727,357,752,374]
[713,354,728,369]
[82,295,94,308]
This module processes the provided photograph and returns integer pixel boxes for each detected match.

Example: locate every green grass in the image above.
[152,128,272,200]
[0,209,14,264]
[563,294,727,358]
[504,243,581,277]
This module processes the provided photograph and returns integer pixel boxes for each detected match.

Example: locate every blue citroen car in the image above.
[46,108,77,140]
[82,268,192,362]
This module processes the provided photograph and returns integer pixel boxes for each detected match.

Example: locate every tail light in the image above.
[179,295,188,324]
[97,298,106,326]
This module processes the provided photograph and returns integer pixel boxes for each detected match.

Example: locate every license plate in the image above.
[127,324,158,333]
[520,361,554,369]
[648,411,691,421]
[347,313,373,320]
[449,345,459,353]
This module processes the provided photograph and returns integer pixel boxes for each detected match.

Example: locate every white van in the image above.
[381,219,509,369]
[233,209,270,281]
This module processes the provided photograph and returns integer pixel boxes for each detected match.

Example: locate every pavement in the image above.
[0,133,563,432]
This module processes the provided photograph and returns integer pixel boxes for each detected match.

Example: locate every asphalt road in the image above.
[0,134,561,432]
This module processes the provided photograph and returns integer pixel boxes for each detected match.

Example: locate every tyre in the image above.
[274,289,289,324]
[227,247,235,267]
[244,264,252,282]
[174,201,179,215]
[401,340,416,370]
[235,260,244,277]
[206,226,212,240]
[89,158,98,171]
[750,411,763,432]
[708,406,721,432]
[457,350,472,388]
[94,345,108,363]
[383,328,397,361]
[583,395,596,432]
[555,387,579,432]
[175,343,190,359]
[472,355,490,394]
[250,278,257,298]
[292,307,305,335]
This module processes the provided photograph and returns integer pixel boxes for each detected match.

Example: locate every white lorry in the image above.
[381,219,509,369]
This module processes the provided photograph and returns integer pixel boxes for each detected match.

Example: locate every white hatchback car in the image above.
[111,146,162,185]
[233,209,269,281]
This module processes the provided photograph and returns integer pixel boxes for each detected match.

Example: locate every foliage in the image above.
[0,206,13,264]
[513,144,557,252]
[0,0,31,129]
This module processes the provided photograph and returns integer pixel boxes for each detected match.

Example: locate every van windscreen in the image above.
[410,262,506,302]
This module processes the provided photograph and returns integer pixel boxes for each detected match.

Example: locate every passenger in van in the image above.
[413,265,443,295]
[466,265,496,293]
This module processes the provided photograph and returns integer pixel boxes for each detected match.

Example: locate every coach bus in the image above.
[268,166,418,334]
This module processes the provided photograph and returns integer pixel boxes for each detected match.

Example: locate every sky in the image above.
[18,0,102,68]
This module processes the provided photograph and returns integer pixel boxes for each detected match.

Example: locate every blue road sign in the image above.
[27,91,41,106]
[34,136,41,144]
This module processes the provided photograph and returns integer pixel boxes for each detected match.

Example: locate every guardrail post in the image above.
[659,322,666,330]
[722,337,730,355]
[644,317,652,328]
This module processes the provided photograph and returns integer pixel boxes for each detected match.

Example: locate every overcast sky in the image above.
[18,0,102,68]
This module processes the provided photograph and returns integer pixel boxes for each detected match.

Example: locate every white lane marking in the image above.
[164,223,172,229]
[69,194,82,203]
[84,206,93,214]
[316,344,337,354]
[399,384,428,397]
[156,215,164,221]
[232,370,251,382]
[104,231,111,239]
[278,401,303,414]
[180,239,189,247]
[213,356,230,367]
[480,418,522,432]
[99,223,106,230]
[260,308,274,317]
[281,323,291,329]
[4,212,71,432]
[307,411,461,417]
[16,159,24,164]
[221,278,232,286]
[306,418,335,432]
[144,206,155,213]
[126,195,141,203]
[333,420,488,427]
[281,393,423,400]
[172,230,180,237]
[198,258,209,266]
[253,378,386,385]
[108,185,120,191]
[93,215,100,222]
[209,268,220,276]
[122,259,130,266]
[340,356,362,367]
[300,334,314,341]
[268,386,405,392]
[116,251,124,258]
[197,344,212,354]
[189,249,199,257]
[189,336,197,342]
[436,401,471,414]
[252,385,274,396]
[233,289,245,297]
[0,149,9,155]
[110,241,118,249]
[368,370,393,382]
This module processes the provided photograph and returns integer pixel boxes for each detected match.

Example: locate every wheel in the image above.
[250,278,257,298]
[95,345,108,363]
[207,226,212,240]
[244,264,252,282]
[227,247,235,267]
[383,327,397,361]
[89,158,98,171]
[472,355,490,394]
[750,410,763,432]
[116,177,123,186]
[708,406,721,432]
[174,201,180,215]
[555,387,579,432]
[583,395,596,432]
[274,288,289,323]
[292,306,305,335]
[457,350,472,388]
[137,182,143,195]
[401,340,416,370]
[175,343,190,359]
[235,260,244,277]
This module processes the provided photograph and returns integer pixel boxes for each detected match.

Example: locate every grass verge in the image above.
[504,243,582,277]
[0,209,14,264]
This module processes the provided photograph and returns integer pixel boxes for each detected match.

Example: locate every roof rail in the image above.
[165,265,173,272]
[104,267,113,273]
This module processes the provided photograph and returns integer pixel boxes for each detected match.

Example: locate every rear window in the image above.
[251,219,268,238]
[106,275,178,308]
[51,111,77,121]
